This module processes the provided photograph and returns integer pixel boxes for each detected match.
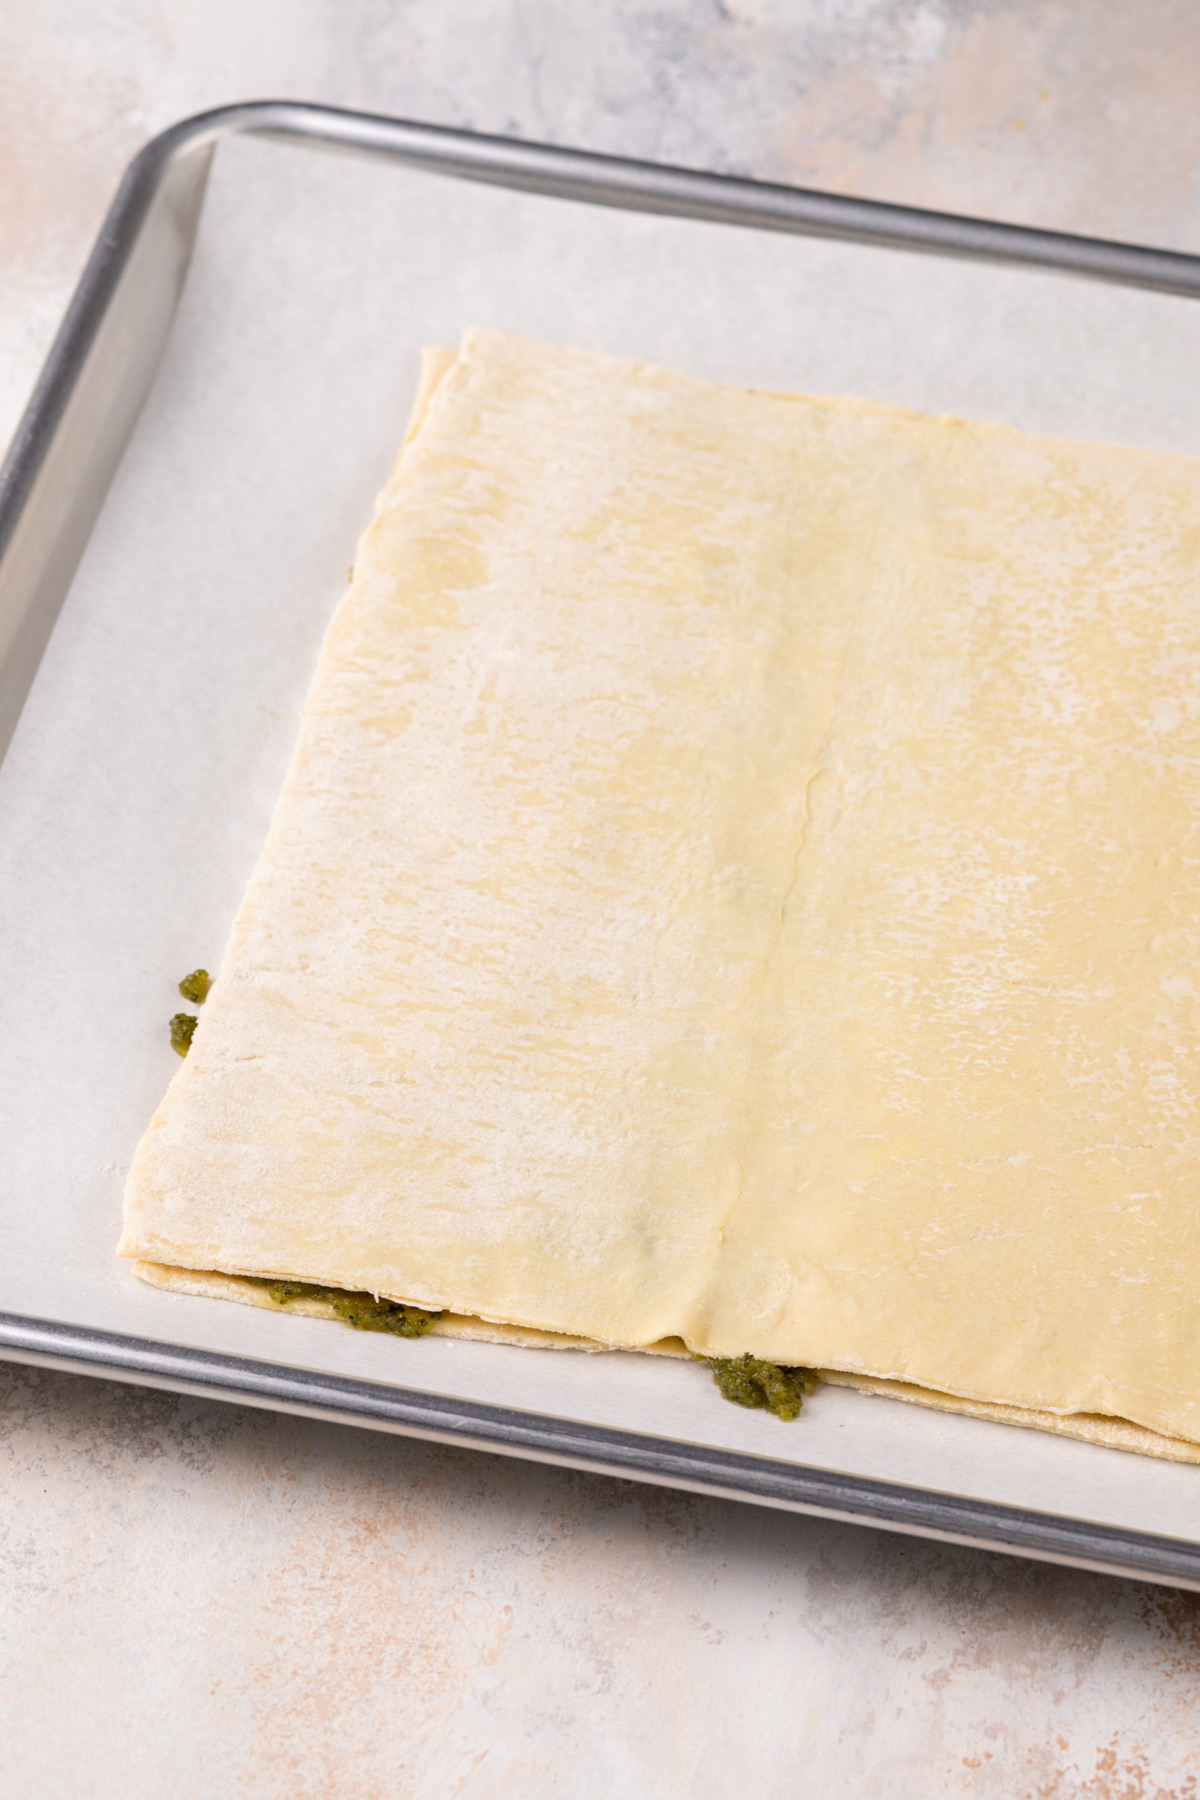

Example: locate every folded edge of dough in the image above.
[134,1263,1200,1463]
[133,1261,692,1358]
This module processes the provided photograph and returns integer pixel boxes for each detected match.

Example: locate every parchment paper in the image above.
[5,132,1200,1539]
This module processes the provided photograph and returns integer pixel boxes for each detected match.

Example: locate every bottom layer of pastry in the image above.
[133,1261,1200,1465]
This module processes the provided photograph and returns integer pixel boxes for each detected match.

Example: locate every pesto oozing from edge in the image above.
[267,1278,438,1338]
[169,969,209,1055]
[258,1277,811,1401]
[178,968,210,1005]
[705,1353,819,1421]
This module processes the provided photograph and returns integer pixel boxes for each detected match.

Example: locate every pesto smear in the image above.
[261,1277,808,1414]
[178,968,210,1005]
[705,1353,819,1421]
[169,967,211,1055]
[268,1278,438,1338]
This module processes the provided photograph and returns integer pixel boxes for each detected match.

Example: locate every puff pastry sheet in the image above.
[121,330,1200,1462]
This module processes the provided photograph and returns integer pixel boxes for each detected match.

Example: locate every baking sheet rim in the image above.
[7,1308,1200,1588]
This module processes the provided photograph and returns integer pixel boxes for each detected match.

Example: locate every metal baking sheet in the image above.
[5,104,1200,1587]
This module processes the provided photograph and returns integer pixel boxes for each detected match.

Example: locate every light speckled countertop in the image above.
[4,6,1200,1795]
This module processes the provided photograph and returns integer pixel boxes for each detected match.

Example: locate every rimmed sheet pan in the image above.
[4,103,1200,1585]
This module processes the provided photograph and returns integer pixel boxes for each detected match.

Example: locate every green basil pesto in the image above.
[178,968,210,1005]
[705,1353,819,1422]
[169,1013,198,1057]
[267,1278,438,1338]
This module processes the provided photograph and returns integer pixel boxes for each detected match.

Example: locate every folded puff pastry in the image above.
[122,329,1200,1462]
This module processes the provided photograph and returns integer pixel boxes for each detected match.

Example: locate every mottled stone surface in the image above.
[4,5,1200,1794]
[5,1362,1200,1799]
